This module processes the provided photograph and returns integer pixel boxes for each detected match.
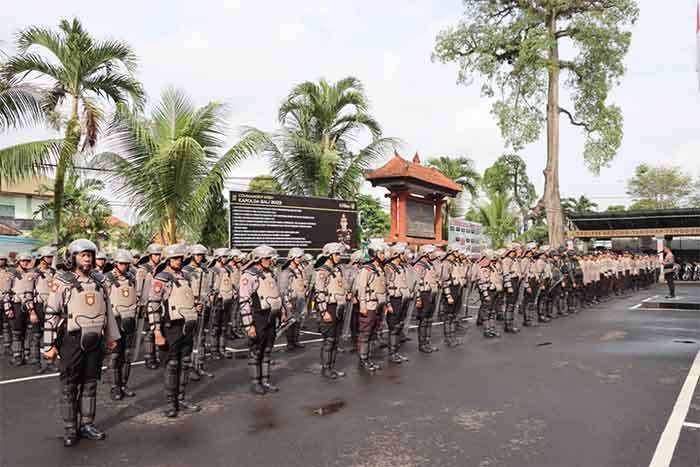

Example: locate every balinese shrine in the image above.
[365,152,462,247]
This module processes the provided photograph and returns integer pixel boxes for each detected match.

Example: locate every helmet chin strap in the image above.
[78,263,93,274]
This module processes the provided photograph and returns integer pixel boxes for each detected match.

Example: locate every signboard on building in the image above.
[229,191,358,255]
[406,199,435,239]
[448,218,485,253]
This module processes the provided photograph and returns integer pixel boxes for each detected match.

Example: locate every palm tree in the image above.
[2,18,144,242]
[478,191,517,249]
[426,155,480,238]
[95,88,266,244]
[263,77,398,199]
[562,195,599,217]
[32,172,113,247]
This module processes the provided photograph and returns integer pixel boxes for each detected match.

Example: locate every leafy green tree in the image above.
[31,173,112,247]
[2,18,144,242]
[434,1,639,247]
[262,77,398,199]
[357,194,390,242]
[516,223,549,245]
[248,175,283,194]
[198,189,229,247]
[482,154,537,231]
[606,204,626,212]
[626,164,693,209]
[561,195,598,217]
[96,88,265,243]
[426,155,480,216]
[477,191,517,248]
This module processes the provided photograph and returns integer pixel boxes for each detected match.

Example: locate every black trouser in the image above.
[415,291,436,348]
[106,316,136,390]
[10,302,29,362]
[665,273,675,297]
[160,319,196,407]
[479,290,496,333]
[442,287,460,341]
[286,298,304,348]
[387,297,407,354]
[210,299,232,355]
[319,303,343,370]
[358,304,380,362]
[59,329,105,434]
[248,310,277,385]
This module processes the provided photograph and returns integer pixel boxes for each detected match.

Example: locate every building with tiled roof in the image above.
[365,152,462,246]
[365,152,463,197]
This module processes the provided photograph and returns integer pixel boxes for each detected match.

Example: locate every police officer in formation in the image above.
[238,245,282,395]
[43,239,121,446]
[136,243,163,370]
[146,244,202,418]
[278,247,307,351]
[10,238,665,449]
[104,249,138,400]
[314,242,347,378]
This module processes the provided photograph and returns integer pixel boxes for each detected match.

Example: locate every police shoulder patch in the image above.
[153,280,164,293]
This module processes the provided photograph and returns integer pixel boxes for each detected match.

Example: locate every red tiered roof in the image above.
[365,152,463,195]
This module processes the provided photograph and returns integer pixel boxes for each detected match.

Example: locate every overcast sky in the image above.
[1,0,698,221]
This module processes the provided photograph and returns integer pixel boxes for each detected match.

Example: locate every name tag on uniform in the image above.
[121,288,130,297]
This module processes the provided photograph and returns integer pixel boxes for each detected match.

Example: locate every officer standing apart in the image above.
[42,239,120,447]
[314,242,347,379]
[104,249,138,401]
[662,246,676,299]
[239,246,283,395]
[146,244,202,418]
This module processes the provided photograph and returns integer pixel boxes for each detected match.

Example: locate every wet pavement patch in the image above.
[537,342,552,347]
[247,405,280,434]
[673,340,697,344]
[308,399,346,416]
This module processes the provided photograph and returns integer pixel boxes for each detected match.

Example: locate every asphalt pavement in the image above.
[2,284,700,467]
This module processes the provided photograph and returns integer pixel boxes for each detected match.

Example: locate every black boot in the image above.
[321,338,335,379]
[330,344,345,378]
[163,359,179,417]
[358,336,376,372]
[143,333,159,370]
[388,333,403,363]
[294,324,305,349]
[79,381,106,440]
[425,319,439,352]
[261,357,278,393]
[286,328,296,351]
[418,320,432,353]
[120,359,135,397]
[11,332,25,366]
[220,335,233,359]
[62,383,79,447]
[178,356,200,413]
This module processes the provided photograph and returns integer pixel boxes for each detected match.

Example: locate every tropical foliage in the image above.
[1,18,144,242]
[626,164,695,210]
[31,173,113,247]
[477,191,517,249]
[95,88,265,244]
[248,175,283,194]
[434,1,639,246]
[561,195,598,217]
[357,194,390,242]
[261,77,398,200]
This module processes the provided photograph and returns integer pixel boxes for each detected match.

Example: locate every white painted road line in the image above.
[0,319,476,386]
[630,304,642,310]
[649,349,700,467]
[682,422,700,429]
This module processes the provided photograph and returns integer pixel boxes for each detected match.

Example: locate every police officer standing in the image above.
[414,245,440,354]
[439,244,463,347]
[663,246,676,298]
[384,244,411,362]
[146,244,202,418]
[0,253,13,356]
[33,246,57,372]
[355,242,388,371]
[209,248,234,360]
[8,252,36,365]
[314,242,347,379]
[104,249,138,401]
[42,239,120,447]
[239,246,283,395]
[182,244,213,380]
[136,244,163,369]
[278,247,307,352]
